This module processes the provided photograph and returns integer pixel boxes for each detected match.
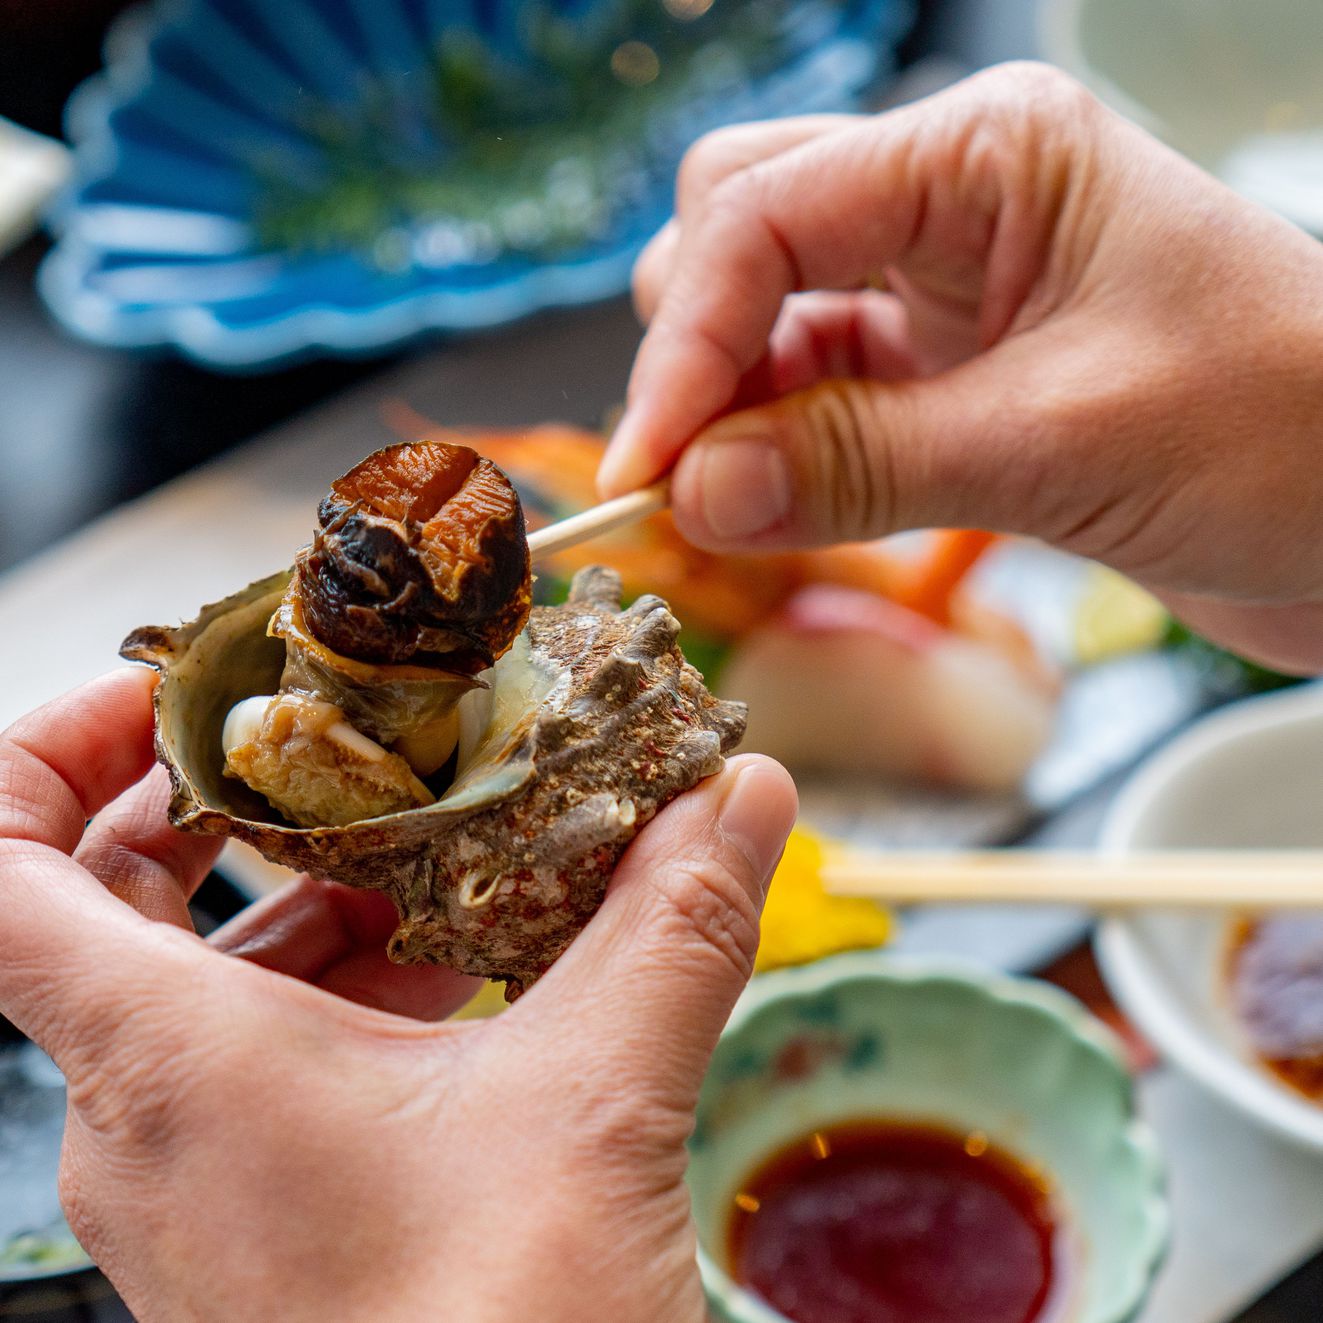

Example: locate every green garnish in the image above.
[0,1228,89,1273]
[1163,621,1301,694]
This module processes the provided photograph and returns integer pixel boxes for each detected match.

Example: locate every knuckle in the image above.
[703,170,759,231]
[653,852,762,983]
[952,63,1101,185]
[696,172,801,295]
[676,127,746,207]
[978,61,1095,117]
[0,744,69,844]
[83,839,166,901]
[631,231,673,320]
[64,1035,192,1152]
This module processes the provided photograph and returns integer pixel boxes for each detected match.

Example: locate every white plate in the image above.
[1097,681,1323,1152]
[1042,0,1323,235]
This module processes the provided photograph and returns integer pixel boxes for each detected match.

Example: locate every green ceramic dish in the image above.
[690,953,1168,1323]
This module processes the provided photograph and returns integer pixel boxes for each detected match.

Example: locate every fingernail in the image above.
[597,416,644,498]
[692,438,792,541]
[718,762,797,896]
[595,444,627,499]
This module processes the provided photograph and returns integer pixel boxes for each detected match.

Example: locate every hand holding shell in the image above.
[122,441,746,996]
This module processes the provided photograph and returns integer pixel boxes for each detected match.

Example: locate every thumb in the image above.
[668,364,1062,551]
[525,755,797,1096]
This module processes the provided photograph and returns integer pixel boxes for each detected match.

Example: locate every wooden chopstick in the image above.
[822,848,1323,909]
[527,480,669,559]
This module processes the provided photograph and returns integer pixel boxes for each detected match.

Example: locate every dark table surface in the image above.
[0,0,1319,1319]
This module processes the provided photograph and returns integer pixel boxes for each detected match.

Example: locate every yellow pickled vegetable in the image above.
[755,827,893,972]
[453,979,510,1019]
[1074,566,1168,665]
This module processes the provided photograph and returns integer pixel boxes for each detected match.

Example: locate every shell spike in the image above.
[619,605,681,661]
[566,565,624,610]
[586,651,647,703]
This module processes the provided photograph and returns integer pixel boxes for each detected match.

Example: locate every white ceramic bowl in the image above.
[1098,682,1323,1152]
[1042,0,1323,234]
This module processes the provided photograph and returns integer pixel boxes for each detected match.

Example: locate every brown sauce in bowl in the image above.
[1229,914,1323,1100]
[726,1121,1063,1323]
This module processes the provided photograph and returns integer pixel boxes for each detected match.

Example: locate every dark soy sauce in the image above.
[727,1121,1062,1323]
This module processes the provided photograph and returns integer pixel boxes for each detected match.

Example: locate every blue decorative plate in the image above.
[39,0,915,369]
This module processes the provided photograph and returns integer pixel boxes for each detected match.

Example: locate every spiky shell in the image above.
[122,566,746,995]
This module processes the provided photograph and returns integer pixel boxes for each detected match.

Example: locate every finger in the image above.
[73,765,221,929]
[523,756,797,1096]
[674,115,860,219]
[666,333,1075,551]
[212,876,481,1021]
[0,668,157,853]
[1155,594,1323,675]
[0,670,197,1054]
[700,291,919,424]
[766,290,921,396]
[602,115,918,496]
[632,220,678,323]
[598,67,1093,495]
[634,115,860,322]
